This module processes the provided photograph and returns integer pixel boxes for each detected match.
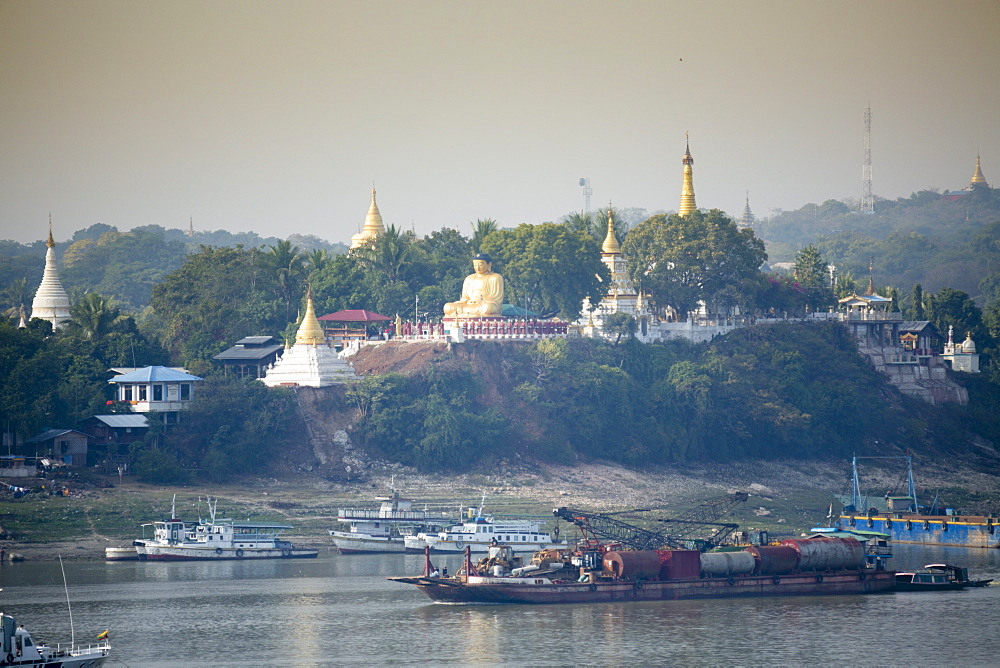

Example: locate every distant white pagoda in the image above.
[30,220,71,328]
[260,291,361,387]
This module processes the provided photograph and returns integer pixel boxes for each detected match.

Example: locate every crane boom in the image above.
[554,492,749,552]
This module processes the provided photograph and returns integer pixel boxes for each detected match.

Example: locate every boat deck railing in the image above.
[339,509,430,520]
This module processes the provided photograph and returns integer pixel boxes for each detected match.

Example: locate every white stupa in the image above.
[30,221,71,328]
[260,292,361,387]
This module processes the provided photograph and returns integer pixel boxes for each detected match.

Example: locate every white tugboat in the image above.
[404,494,565,554]
[133,496,319,561]
[330,484,452,553]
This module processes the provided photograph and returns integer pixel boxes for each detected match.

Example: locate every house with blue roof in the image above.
[108,366,202,424]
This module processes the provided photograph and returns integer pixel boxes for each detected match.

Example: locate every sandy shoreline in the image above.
[4,457,999,562]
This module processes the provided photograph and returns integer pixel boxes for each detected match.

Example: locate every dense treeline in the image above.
[345,323,994,472]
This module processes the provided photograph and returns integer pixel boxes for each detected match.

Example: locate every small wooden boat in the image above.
[894,566,967,591]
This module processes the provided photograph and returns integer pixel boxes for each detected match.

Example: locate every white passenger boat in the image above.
[404,496,565,554]
[133,496,319,561]
[330,486,450,553]
[1,608,110,667]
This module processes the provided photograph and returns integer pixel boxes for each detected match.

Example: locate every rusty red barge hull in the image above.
[393,570,895,604]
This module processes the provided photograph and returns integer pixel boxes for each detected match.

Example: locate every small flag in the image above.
[826,504,834,518]
[97,630,109,640]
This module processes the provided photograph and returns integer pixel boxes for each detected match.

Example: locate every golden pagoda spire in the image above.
[295,290,327,346]
[678,133,697,216]
[601,202,621,254]
[865,256,876,296]
[362,186,385,236]
[970,154,989,187]
[47,214,55,248]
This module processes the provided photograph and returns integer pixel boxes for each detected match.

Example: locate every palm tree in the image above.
[470,218,499,254]
[263,240,305,322]
[305,249,331,277]
[562,212,594,235]
[358,225,413,282]
[68,292,125,340]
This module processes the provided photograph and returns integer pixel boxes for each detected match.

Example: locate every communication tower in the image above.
[579,177,592,214]
[861,104,874,214]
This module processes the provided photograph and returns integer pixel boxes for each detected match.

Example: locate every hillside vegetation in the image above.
[341,324,998,474]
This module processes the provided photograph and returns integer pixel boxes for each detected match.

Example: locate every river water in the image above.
[1,544,998,667]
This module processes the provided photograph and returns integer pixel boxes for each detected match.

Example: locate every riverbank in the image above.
[3,457,999,561]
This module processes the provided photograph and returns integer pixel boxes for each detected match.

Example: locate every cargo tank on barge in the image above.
[389,536,895,604]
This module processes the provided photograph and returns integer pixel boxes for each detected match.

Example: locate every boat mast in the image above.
[851,456,863,511]
[905,455,918,512]
[58,555,75,647]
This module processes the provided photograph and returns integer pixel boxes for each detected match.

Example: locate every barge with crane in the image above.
[390,492,896,604]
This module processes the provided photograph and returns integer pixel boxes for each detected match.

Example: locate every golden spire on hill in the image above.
[349,185,387,250]
[866,256,876,296]
[295,290,327,346]
[970,154,989,187]
[601,203,621,254]
[678,133,697,216]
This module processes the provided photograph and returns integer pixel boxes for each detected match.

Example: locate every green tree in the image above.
[603,312,637,345]
[470,219,499,254]
[262,240,305,323]
[480,223,608,319]
[151,246,280,363]
[927,287,989,347]
[305,249,331,278]
[67,292,127,341]
[623,210,767,318]
[910,284,925,320]
[793,245,834,311]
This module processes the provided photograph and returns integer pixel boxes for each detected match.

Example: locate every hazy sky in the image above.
[2,0,998,246]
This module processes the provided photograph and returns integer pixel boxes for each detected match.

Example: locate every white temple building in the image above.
[260,292,361,387]
[577,208,659,342]
[30,223,71,328]
[941,325,980,373]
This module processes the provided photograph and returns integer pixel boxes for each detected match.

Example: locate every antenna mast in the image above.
[861,103,874,214]
[579,178,592,214]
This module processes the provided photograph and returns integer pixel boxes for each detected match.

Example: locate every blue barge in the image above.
[838,456,999,549]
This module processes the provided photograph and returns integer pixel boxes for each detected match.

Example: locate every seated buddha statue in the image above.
[443,253,504,318]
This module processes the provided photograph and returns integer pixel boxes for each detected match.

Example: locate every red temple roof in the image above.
[318,309,391,322]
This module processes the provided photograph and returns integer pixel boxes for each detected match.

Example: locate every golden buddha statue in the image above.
[443,253,504,318]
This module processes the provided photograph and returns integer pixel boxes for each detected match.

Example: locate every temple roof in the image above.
[214,343,284,360]
[108,366,202,383]
[318,309,391,322]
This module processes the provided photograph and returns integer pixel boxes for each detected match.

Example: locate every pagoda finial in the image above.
[866,256,876,296]
[602,201,621,254]
[47,214,55,248]
[970,154,989,187]
[294,290,327,346]
[678,134,697,216]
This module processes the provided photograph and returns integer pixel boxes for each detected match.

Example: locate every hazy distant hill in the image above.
[757,187,1000,301]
